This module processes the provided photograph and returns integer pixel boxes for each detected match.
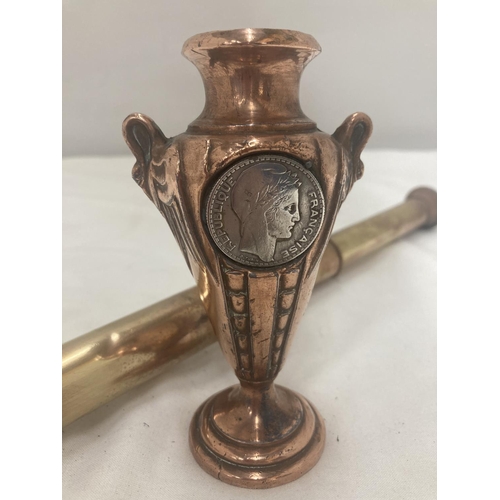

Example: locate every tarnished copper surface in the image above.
[122,28,373,488]
[62,187,437,428]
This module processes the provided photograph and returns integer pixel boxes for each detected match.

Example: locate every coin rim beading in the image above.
[206,154,325,267]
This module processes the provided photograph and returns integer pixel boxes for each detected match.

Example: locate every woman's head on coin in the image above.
[231,164,301,263]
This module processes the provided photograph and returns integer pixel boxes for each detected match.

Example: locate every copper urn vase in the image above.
[123,28,372,488]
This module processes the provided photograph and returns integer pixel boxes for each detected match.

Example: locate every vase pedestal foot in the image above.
[189,383,326,489]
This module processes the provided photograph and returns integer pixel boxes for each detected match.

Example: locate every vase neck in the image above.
[182,30,321,134]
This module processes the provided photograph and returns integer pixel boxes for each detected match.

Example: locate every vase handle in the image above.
[332,112,373,193]
[122,113,169,205]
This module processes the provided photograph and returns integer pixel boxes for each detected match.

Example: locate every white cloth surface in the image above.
[62,150,436,499]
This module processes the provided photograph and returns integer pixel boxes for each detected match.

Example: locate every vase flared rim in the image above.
[182,28,321,59]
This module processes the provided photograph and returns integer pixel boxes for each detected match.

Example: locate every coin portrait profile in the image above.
[207,155,325,267]
[231,164,301,262]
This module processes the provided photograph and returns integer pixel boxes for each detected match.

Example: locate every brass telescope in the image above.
[62,187,436,428]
